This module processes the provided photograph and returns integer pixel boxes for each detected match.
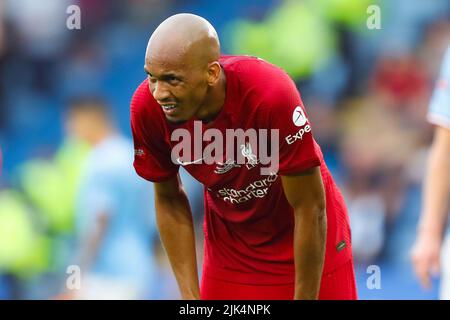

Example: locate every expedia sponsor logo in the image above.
[285,125,312,145]
[293,106,308,127]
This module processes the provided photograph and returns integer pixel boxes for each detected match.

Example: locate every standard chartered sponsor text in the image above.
[216,174,278,204]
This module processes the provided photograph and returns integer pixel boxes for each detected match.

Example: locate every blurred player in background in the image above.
[131,14,356,300]
[65,97,159,299]
[412,45,450,299]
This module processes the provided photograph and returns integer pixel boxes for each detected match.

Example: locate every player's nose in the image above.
[152,82,171,102]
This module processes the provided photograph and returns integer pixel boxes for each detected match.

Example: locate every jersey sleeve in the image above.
[428,46,450,130]
[130,81,179,182]
[261,70,321,175]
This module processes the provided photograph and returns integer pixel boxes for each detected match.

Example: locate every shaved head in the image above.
[146,13,220,70]
[144,14,225,123]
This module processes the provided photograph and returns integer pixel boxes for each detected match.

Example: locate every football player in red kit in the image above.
[131,13,357,300]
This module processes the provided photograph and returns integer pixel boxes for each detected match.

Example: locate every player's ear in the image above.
[206,61,221,86]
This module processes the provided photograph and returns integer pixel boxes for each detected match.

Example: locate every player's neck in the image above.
[196,68,227,124]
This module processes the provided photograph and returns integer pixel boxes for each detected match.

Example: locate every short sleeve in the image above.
[262,71,321,175]
[130,81,179,182]
[428,46,450,130]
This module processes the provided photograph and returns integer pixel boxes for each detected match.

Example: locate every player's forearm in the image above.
[293,205,327,300]
[78,212,109,272]
[419,130,450,238]
[155,192,200,299]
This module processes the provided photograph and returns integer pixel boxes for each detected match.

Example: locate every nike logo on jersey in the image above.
[176,157,204,166]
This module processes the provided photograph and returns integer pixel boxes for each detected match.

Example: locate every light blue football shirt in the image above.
[428,46,450,129]
[76,134,158,297]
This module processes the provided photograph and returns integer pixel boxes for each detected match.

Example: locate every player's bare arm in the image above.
[58,211,110,299]
[412,125,450,288]
[78,212,110,271]
[154,173,200,299]
[281,167,327,300]
[419,126,450,236]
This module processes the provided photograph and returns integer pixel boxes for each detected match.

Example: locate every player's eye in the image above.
[167,76,181,85]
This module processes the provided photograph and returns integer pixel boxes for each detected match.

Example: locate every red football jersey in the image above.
[131,55,352,285]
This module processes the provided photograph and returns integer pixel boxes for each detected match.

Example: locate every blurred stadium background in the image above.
[0,0,449,299]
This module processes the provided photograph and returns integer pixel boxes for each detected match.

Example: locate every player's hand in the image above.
[411,232,442,289]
